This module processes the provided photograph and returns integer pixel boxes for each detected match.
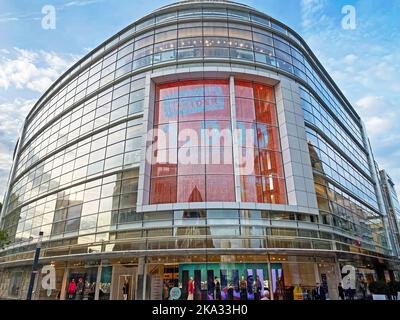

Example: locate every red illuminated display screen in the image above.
[149,79,287,205]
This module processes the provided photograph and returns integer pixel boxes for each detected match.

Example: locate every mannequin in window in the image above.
[240,276,247,300]
[293,283,304,301]
[75,278,84,300]
[162,281,169,300]
[254,275,262,300]
[68,279,76,300]
[188,277,194,300]
[122,278,129,300]
[215,277,221,300]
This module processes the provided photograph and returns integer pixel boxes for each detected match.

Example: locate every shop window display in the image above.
[99,266,112,300]
[66,268,98,300]
[175,263,286,300]
[36,266,66,300]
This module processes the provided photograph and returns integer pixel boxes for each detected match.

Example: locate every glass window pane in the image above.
[178,121,204,148]
[237,122,257,148]
[255,101,277,125]
[179,97,204,122]
[252,32,273,46]
[262,176,287,204]
[256,125,280,151]
[178,147,205,175]
[177,175,205,202]
[150,176,177,204]
[119,193,137,209]
[154,99,179,124]
[254,83,275,102]
[179,80,204,97]
[240,175,263,203]
[206,175,235,202]
[104,154,124,170]
[239,148,260,176]
[65,218,80,233]
[259,150,284,177]
[235,80,253,98]
[156,82,179,101]
[235,98,255,122]
[152,161,178,177]
[68,205,83,219]
[206,147,234,175]
[203,47,229,58]
[204,80,229,96]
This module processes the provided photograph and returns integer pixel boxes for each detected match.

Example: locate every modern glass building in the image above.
[1,0,399,301]
[380,170,400,258]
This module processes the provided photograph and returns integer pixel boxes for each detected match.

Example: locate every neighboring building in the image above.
[0,0,399,300]
[379,170,400,258]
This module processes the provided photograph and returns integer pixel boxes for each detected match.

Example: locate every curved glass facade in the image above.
[0,1,399,301]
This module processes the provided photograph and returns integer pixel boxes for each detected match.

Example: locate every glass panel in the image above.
[156,83,179,101]
[178,121,204,148]
[203,47,229,58]
[259,150,284,177]
[206,147,233,175]
[256,125,280,151]
[155,99,179,124]
[262,177,287,204]
[179,96,204,122]
[255,101,277,125]
[239,148,260,176]
[179,80,204,97]
[235,80,253,99]
[206,175,235,202]
[235,98,255,122]
[205,98,230,120]
[177,175,206,202]
[237,122,257,148]
[240,176,263,203]
[178,147,205,175]
[150,177,177,204]
[254,83,275,102]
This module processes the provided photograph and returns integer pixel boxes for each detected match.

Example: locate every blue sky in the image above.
[0,0,399,201]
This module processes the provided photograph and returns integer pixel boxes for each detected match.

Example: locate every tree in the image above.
[0,202,8,249]
[0,229,8,249]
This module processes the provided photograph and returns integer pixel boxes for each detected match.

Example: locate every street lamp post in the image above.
[26,231,44,300]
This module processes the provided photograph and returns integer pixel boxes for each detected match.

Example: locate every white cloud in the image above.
[64,0,105,7]
[0,47,79,93]
[343,54,358,64]
[299,1,400,193]
[0,98,35,202]
[0,1,107,24]
[0,48,81,200]
[301,0,328,29]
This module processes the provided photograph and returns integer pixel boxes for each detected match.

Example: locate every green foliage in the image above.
[0,202,7,249]
[0,229,9,249]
